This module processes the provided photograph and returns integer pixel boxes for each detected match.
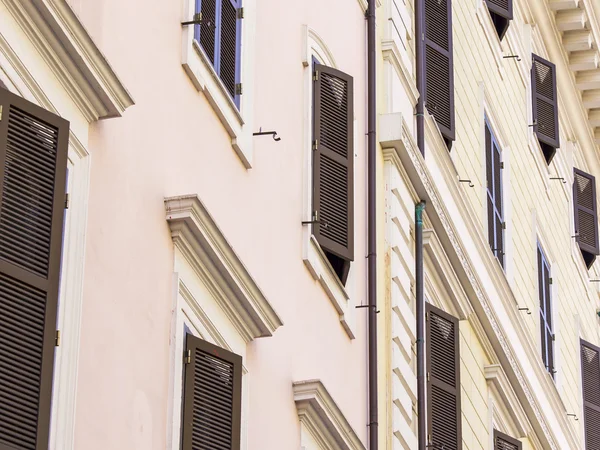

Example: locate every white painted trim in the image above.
[293,380,366,450]
[301,26,357,339]
[164,194,283,341]
[166,272,250,450]
[476,0,506,79]
[181,0,255,168]
[1,0,133,120]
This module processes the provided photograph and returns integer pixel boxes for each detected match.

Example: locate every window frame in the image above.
[485,117,505,268]
[537,243,555,378]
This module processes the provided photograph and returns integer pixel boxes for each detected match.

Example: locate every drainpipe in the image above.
[366,0,378,449]
[415,201,426,450]
[415,0,425,155]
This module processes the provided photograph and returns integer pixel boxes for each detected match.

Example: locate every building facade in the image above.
[378,0,600,449]
[2,0,600,449]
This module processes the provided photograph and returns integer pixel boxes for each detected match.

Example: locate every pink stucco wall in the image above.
[70,1,370,449]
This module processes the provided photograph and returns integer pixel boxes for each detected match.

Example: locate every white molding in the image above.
[301,26,357,340]
[381,40,419,108]
[1,0,133,120]
[293,380,366,450]
[476,0,506,79]
[164,194,283,340]
[485,364,533,438]
[181,0,255,168]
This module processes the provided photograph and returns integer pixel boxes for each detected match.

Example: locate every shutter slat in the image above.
[182,334,242,450]
[574,168,599,266]
[494,430,521,450]
[427,304,461,450]
[313,64,354,262]
[0,87,68,450]
[197,0,217,64]
[423,0,455,142]
[219,0,238,100]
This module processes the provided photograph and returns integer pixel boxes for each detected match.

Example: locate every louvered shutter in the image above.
[573,168,599,267]
[581,340,600,450]
[0,87,68,450]
[312,64,354,262]
[423,0,455,142]
[531,55,559,162]
[182,334,242,450]
[196,0,217,64]
[219,0,242,106]
[494,430,521,450]
[426,303,461,450]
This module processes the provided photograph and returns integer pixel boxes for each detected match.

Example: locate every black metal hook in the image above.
[181,12,214,28]
[253,127,281,142]
[503,55,521,62]
[550,177,566,184]
[459,179,474,188]
[518,307,532,315]
[567,414,579,421]
[356,305,380,314]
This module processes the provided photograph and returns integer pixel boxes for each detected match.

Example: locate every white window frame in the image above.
[301,26,357,339]
[182,0,256,168]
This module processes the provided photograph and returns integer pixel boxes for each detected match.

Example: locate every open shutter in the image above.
[423,0,455,142]
[531,54,559,162]
[196,0,217,64]
[312,64,354,262]
[484,0,512,40]
[219,0,242,106]
[581,340,600,450]
[0,87,68,450]
[427,303,461,450]
[182,334,242,450]
[494,430,521,450]
[573,168,599,267]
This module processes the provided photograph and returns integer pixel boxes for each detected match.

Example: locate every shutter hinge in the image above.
[502,222,506,230]
[313,70,319,82]
[237,7,244,19]
[425,311,429,321]
[500,162,504,169]
[427,372,430,381]
[185,349,191,364]
[55,330,61,347]
[0,105,3,121]
[235,83,243,96]
[312,140,318,150]
[65,193,70,209]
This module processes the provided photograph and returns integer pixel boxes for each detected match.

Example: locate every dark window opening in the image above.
[325,251,350,286]
[490,12,509,40]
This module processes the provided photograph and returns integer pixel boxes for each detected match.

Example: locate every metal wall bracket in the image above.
[181,13,214,28]
[503,55,521,61]
[253,127,281,141]
[356,304,380,314]
[518,307,532,315]
[459,179,474,187]
[550,177,566,184]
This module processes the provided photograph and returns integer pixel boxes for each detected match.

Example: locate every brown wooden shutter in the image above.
[0,87,68,450]
[494,430,522,450]
[182,334,242,450]
[426,303,461,450]
[531,54,559,163]
[313,64,354,262]
[573,168,599,268]
[581,340,600,450]
[423,0,455,142]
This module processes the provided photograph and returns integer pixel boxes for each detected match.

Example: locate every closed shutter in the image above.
[573,168,599,268]
[423,0,455,142]
[0,87,68,450]
[531,54,559,163]
[485,121,504,267]
[494,430,522,450]
[581,340,600,450]
[312,64,354,262]
[426,303,461,450]
[195,0,242,107]
[182,334,242,450]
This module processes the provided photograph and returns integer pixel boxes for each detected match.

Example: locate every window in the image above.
[486,120,504,267]
[537,244,555,378]
[581,340,600,450]
[426,303,461,450]
[531,54,559,164]
[0,87,68,449]
[493,430,521,450]
[422,0,455,146]
[195,0,242,107]
[181,334,242,450]
[484,0,512,40]
[311,62,354,285]
[573,168,599,268]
